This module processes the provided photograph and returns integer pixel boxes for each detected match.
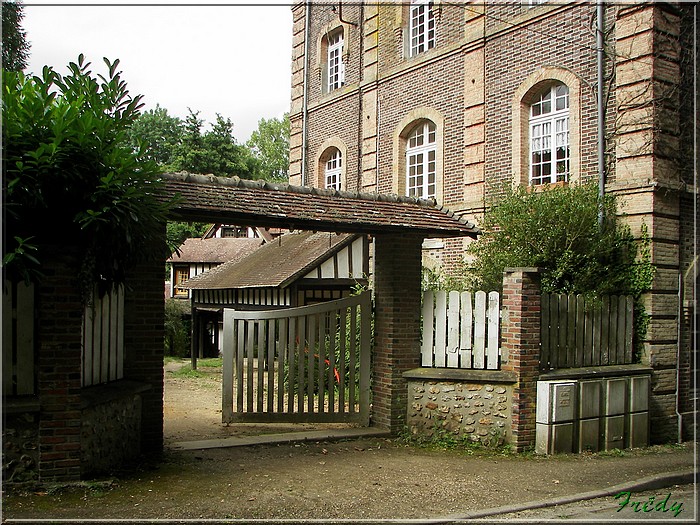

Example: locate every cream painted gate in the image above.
[222,292,371,424]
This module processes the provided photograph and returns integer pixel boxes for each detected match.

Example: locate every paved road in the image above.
[490,483,697,522]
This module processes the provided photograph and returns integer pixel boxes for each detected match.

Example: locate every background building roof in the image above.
[183,230,357,290]
[167,237,263,264]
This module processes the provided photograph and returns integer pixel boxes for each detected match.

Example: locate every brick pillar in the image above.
[37,247,83,481]
[123,230,166,454]
[500,267,543,452]
[372,234,423,432]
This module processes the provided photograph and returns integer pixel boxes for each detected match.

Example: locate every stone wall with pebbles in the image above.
[406,380,514,445]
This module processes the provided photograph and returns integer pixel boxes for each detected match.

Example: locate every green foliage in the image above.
[1,1,30,71]
[246,114,290,182]
[168,110,256,178]
[166,221,210,253]
[126,104,183,166]
[2,56,172,295]
[398,426,511,455]
[466,183,654,298]
[164,299,191,357]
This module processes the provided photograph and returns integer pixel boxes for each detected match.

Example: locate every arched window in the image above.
[406,120,437,199]
[409,0,435,57]
[324,148,342,190]
[529,83,570,185]
[327,29,345,92]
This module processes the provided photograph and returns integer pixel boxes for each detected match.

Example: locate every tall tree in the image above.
[2,0,30,71]
[126,104,183,167]
[247,114,290,182]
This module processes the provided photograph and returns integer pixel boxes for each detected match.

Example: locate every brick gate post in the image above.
[37,247,83,481]
[372,234,423,432]
[500,267,543,451]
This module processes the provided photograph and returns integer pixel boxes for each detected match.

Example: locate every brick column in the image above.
[123,229,166,454]
[372,234,423,432]
[37,247,83,481]
[500,267,543,452]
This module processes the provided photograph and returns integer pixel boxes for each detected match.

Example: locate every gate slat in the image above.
[236,319,245,412]
[446,291,460,368]
[222,310,234,421]
[349,304,357,414]
[277,318,287,412]
[557,294,567,368]
[100,293,110,383]
[307,314,315,413]
[287,317,297,413]
[473,291,486,369]
[600,296,610,365]
[615,296,625,365]
[328,310,338,414]
[540,293,551,370]
[297,316,306,413]
[421,291,434,366]
[575,295,585,367]
[624,296,634,364]
[609,296,619,365]
[459,291,472,368]
[434,291,447,367]
[267,319,275,413]
[359,291,371,426]
[338,307,347,414]
[2,282,13,396]
[486,291,499,369]
[15,282,34,395]
[566,294,576,368]
[246,320,255,412]
[317,313,325,414]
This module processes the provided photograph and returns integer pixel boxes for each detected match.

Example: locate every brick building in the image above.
[288,1,697,443]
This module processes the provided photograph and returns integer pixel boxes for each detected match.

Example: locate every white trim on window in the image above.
[327,31,345,92]
[325,149,342,190]
[406,121,437,199]
[409,0,435,57]
[529,84,570,185]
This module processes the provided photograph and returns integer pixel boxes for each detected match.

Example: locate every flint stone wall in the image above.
[403,369,516,445]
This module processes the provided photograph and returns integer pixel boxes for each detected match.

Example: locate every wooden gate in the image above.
[222,291,371,425]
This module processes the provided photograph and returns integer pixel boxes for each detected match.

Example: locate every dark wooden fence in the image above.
[540,293,634,371]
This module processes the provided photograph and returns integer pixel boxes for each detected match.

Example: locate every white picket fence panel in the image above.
[82,285,125,387]
[422,290,500,370]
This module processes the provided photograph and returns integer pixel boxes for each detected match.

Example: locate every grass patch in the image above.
[170,365,207,379]
[197,357,222,368]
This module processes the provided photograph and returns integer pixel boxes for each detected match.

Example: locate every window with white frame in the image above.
[325,149,342,190]
[529,83,570,185]
[406,121,437,199]
[327,30,345,92]
[409,0,435,57]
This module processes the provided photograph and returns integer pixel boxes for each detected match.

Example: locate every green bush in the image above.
[164,299,191,357]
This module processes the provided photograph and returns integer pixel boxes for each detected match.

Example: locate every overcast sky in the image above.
[22,1,293,142]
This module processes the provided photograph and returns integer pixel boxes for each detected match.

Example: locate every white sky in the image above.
[21,1,293,142]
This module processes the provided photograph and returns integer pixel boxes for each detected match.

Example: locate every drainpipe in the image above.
[301,2,311,186]
[596,1,606,225]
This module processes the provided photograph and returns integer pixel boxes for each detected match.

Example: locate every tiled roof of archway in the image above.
[160,172,479,239]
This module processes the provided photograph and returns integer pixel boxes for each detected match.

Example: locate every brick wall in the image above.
[123,248,166,454]
[501,268,543,452]
[36,247,83,481]
[372,234,423,432]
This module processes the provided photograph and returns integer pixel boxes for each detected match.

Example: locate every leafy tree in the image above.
[168,109,255,178]
[2,55,172,297]
[247,114,290,182]
[166,221,209,251]
[465,182,653,299]
[1,0,30,71]
[126,104,183,166]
